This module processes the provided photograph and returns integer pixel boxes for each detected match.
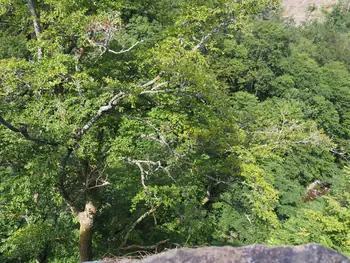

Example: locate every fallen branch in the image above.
[120,239,169,251]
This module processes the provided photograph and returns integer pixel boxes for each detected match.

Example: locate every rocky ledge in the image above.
[86,243,349,263]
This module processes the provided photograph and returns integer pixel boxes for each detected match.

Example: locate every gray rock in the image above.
[99,244,349,263]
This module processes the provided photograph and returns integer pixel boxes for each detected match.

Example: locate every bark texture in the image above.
[78,201,96,262]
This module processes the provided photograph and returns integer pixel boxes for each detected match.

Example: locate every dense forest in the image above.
[0,0,349,262]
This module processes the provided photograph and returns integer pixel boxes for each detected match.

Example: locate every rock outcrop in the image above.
[281,0,339,24]
[86,244,349,263]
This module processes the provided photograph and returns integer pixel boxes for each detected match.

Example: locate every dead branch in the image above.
[151,81,170,91]
[120,239,169,251]
[87,16,143,57]
[140,88,188,95]
[76,72,187,140]
[330,148,348,161]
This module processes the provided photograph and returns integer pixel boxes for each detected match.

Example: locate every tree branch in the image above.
[75,72,187,140]
[0,115,59,146]
[58,147,79,215]
[75,72,192,147]
[107,41,143,55]
[119,204,160,249]
[120,239,169,251]
[330,148,348,161]
[124,115,174,156]
[192,18,236,51]
[126,158,158,225]
[140,72,164,88]
[75,92,127,138]
[27,0,42,58]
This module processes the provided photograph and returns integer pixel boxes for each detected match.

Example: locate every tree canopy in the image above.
[0,0,349,262]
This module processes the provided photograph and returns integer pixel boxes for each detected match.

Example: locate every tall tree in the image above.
[0,0,279,261]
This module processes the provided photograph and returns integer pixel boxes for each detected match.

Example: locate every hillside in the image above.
[281,0,339,24]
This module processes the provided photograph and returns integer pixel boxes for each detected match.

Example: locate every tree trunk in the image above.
[78,201,96,262]
[35,245,48,263]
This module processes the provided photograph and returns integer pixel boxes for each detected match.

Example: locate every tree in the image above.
[0,0,279,261]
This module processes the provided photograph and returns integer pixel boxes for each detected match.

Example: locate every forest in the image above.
[0,0,349,262]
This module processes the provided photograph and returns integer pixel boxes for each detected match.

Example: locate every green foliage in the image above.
[0,0,349,262]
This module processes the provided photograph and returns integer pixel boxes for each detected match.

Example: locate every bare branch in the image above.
[86,180,111,190]
[193,18,236,51]
[140,72,164,88]
[120,239,169,251]
[75,73,190,141]
[107,41,143,55]
[0,115,59,146]
[329,148,348,161]
[203,174,231,186]
[87,16,143,57]
[76,92,127,138]
[151,81,170,91]
[124,115,174,156]
[124,157,176,183]
[126,158,158,225]
[140,88,187,95]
